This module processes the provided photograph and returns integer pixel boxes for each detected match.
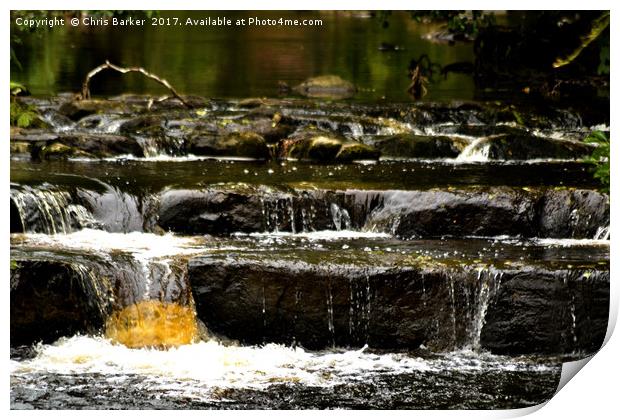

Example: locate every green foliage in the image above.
[10,81,28,95]
[10,100,41,128]
[408,11,495,37]
[11,260,19,270]
[584,131,610,193]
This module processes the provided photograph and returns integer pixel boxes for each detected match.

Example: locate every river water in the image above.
[12,11,475,101]
[10,11,610,410]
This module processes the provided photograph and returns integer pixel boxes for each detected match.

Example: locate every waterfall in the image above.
[594,225,610,240]
[12,230,203,348]
[11,184,98,234]
[76,187,158,233]
[467,270,497,351]
[455,137,491,162]
[348,274,372,345]
[347,122,364,138]
[326,280,335,348]
[330,203,351,231]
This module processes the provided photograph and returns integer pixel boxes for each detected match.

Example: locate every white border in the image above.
[3,2,617,419]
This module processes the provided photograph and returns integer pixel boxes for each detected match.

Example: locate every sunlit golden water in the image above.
[105,301,198,349]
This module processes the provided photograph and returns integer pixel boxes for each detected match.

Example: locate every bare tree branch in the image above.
[80,60,191,108]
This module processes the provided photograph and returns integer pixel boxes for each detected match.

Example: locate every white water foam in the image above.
[11,229,207,260]
[11,335,558,393]
[235,230,392,241]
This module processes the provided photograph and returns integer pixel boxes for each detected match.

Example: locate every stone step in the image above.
[10,178,609,239]
[11,233,609,356]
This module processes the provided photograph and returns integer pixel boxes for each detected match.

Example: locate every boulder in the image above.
[278,130,379,162]
[29,133,144,159]
[10,141,30,155]
[370,134,467,158]
[10,260,112,345]
[58,99,132,121]
[293,75,357,99]
[481,269,609,355]
[365,188,540,238]
[537,189,610,238]
[188,130,270,159]
[37,142,81,160]
[464,134,594,160]
[158,186,271,234]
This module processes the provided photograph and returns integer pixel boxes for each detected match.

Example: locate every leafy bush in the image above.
[10,101,41,128]
[584,131,610,193]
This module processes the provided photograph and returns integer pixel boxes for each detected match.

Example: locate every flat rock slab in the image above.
[188,253,609,354]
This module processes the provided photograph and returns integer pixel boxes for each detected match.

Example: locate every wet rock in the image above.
[293,75,357,99]
[481,269,609,355]
[10,141,30,155]
[10,260,112,345]
[119,115,166,136]
[466,134,594,160]
[189,255,609,354]
[158,186,270,234]
[10,241,197,347]
[58,100,131,121]
[188,130,270,159]
[10,199,24,233]
[336,143,380,161]
[215,112,296,144]
[434,124,530,139]
[10,128,60,143]
[29,133,144,160]
[537,189,610,238]
[369,134,467,159]
[153,185,607,239]
[278,130,379,162]
[366,188,540,238]
[37,142,84,160]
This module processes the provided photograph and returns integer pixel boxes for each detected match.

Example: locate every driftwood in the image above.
[79,60,191,108]
[407,65,428,100]
[553,11,610,69]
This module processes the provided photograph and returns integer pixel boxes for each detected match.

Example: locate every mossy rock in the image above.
[10,141,31,155]
[119,115,165,136]
[370,134,467,158]
[335,142,380,162]
[469,134,595,160]
[58,100,132,121]
[37,142,75,160]
[293,75,357,99]
[188,131,270,159]
[278,130,379,162]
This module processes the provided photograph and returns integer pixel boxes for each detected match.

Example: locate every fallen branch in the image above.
[553,12,610,69]
[80,60,191,108]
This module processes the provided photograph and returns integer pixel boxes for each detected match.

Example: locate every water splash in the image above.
[10,335,559,394]
[105,301,199,349]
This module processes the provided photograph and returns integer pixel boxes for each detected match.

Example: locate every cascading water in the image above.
[11,184,98,234]
[330,202,351,231]
[455,137,492,162]
[10,96,610,409]
[594,225,610,240]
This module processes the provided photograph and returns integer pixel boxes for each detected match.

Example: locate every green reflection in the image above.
[11,11,474,101]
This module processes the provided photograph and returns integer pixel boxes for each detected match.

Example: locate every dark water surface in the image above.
[12,11,475,101]
[10,158,599,193]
